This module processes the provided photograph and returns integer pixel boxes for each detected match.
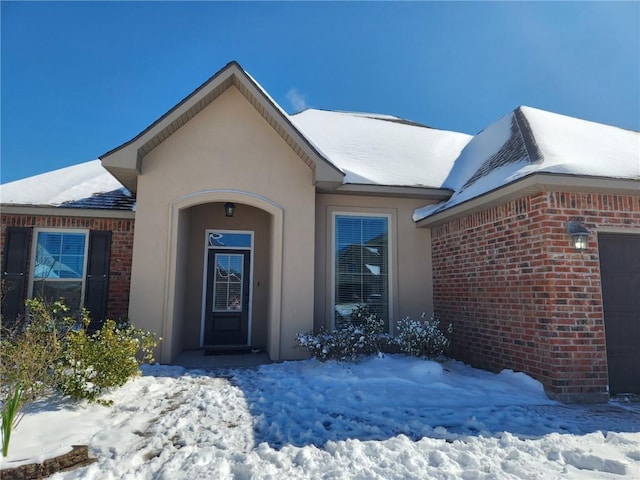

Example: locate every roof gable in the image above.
[414,106,640,222]
[100,61,343,192]
[460,107,542,191]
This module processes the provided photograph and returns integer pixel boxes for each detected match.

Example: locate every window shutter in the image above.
[1,227,32,321]
[84,230,112,330]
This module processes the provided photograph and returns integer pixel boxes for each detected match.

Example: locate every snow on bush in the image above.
[296,309,451,362]
[395,313,452,358]
[296,306,392,361]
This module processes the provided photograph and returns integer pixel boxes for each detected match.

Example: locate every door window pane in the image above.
[335,215,389,330]
[213,253,244,312]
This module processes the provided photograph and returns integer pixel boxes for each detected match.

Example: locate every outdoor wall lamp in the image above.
[566,220,589,251]
[224,202,236,218]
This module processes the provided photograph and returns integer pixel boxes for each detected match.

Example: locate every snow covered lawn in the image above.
[2,356,639,479]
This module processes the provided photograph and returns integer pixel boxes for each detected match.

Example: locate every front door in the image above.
[204,249,251,346]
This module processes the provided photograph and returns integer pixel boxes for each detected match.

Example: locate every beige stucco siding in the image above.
[128,86,316,362]
[314,194,436,333]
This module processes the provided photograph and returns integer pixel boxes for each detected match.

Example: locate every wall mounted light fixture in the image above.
[566,219,589,251]
[224,202,236,218]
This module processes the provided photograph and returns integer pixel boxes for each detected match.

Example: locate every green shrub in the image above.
[395,313,452,358]
[0,298,76,456]
[56,319,157,405]
[0,297,158,455]
[1,300,73,399]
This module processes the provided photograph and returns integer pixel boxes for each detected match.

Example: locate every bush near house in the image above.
[56,318,157,404]
[296,315,392,362]
[296,307,451,362]
[0,298,71,457]
[395,314,452,358]
[0,297,157,456]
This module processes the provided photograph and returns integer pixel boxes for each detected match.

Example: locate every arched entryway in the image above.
[162,190,284,362]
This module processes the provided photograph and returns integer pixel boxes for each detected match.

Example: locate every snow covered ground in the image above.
[2,355,639,479]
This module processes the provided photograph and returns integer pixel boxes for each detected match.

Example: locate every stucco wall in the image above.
[314,194,435,333]
[128,86,316,362]
[0,213,134,320]
[430,191,640,403]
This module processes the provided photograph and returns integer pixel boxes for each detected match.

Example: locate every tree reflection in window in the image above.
[213,253,244,312]
[32,231,87,309]
[335,215,389,330]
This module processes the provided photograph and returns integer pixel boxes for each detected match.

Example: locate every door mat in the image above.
[204,348,254,356]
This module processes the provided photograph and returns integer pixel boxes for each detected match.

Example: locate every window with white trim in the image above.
[334,214,389,330]
[30,230,89,310]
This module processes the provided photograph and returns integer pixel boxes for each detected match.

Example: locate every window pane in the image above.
[34,262,56,278]
[362,218,387,244]
[32,280,83,309]
[228,256,243,280]
[228,284,242,311]
[214,283,229,310]
[34,232,85,279]
[216,256,229,281]
[209,232,251,249]
[61,235,85,255]
[59,255,84,278]
[335,215,389,330]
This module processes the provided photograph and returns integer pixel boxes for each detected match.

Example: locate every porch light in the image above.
[566,220,589,251]
[224,202,236,218]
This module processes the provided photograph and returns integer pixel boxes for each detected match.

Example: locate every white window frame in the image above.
[28,228,90,309]
[331,212,393,332]
[200,229,255,347]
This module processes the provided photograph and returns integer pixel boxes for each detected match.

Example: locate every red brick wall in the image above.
[1,213,135,320]
[431,192,640,403]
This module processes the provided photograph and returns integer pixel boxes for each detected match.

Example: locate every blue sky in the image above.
[2,1,638,184]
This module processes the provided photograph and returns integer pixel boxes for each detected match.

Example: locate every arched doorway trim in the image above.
[161,189,284,361]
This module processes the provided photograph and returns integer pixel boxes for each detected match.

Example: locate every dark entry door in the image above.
[204,249,251,346]
[598,233,640,395]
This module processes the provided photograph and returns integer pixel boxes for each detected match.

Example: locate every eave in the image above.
[318,183,454,200]
[415,173,640,228]
[1,204,136,219]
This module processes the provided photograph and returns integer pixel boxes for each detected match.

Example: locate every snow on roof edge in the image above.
[0,159,135,210]
[414,161,640,222]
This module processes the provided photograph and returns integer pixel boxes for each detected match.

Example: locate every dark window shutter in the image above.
[1,227,32,321]
[84,230,112,330]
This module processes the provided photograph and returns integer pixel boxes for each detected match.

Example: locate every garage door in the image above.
[598,233,640,395]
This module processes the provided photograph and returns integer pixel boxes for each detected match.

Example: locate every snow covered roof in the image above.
[413,106,640,221]
[0,160,135,211]
[291,109,472,188]
[2,97,636,219]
